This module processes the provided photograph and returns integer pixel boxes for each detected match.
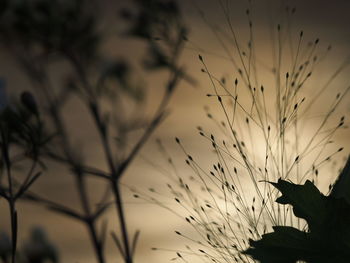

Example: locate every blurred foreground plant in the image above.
[0,0,190,262]
[0,226,57,263]
[0,84,48,263]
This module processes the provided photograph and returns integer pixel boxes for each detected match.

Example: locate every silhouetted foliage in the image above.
[0,90,49,263]
[0,0,188,263]
[244,157,350,263]
[21,227,58,263]
[0,0,99,63]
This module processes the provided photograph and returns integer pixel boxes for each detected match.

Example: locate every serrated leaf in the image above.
[271,179,329,232]
[244,226,313,263]
[331,156,350,204]
[245,159,350,263]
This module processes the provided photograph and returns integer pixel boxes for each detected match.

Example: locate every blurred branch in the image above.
[0,1,190,263]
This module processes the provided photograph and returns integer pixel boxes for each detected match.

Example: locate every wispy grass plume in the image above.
[133,2,350,262]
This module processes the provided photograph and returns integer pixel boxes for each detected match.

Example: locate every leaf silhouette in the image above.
[244,157,350,263]
[331,156,350,204]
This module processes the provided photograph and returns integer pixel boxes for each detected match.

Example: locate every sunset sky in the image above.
[0,0,350,262]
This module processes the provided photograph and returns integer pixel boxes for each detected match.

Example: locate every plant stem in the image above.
[112,179,132,263]
[87,219,105,263]
[37,74,106,263]
[8,200,16,263]
[89,104,133,262]
[76,173,106,263]
[1,135,17,263]
[69,52,133,262]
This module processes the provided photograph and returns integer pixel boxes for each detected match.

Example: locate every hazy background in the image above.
[1,0,350,262]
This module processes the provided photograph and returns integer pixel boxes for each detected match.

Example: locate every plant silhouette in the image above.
[244,157,350,263]
[0,0,189,262]
[0,0,349,263]
[131,1,350,262]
